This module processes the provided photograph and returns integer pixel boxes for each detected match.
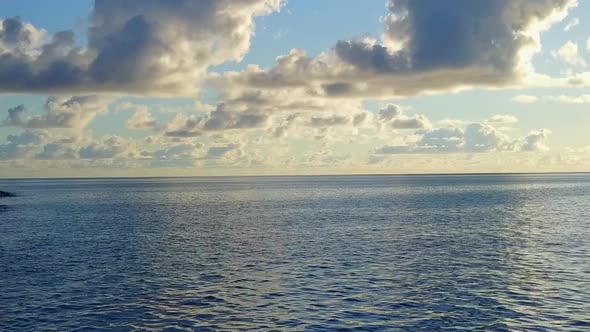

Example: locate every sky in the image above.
[1,0,590,178]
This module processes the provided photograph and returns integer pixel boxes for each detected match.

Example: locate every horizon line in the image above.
[1,171,589,181]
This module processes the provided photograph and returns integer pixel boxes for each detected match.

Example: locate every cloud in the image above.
[374,103,430,130]
[0,0,284,95]
[3,96,110,129]
[546,94,590,104]
[553,41,587,67]
[563,17,579,31]
[392,115,430,130]
[79,136,137,159]
[142,143,204,167]
[373,122,543,155]
[126,109,161,131]
[308,115,350,127]
[206,144,241,159]
[378,104,403,121]
[511,95,539,104]
[2,104,26,126]
[36,142,79,160]
[0,130,47,159]
[521,130,551,151]
[165,103,269,137]
[216,0,577,100]
[486,115,518,125]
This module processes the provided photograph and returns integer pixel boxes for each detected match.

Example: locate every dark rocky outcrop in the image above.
[0,190,16,198]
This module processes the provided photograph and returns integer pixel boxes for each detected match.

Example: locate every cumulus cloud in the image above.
[216,0,577,100]
[36,141,79,160]
[375,104,430,130]
[3,96,109,129]
[79,136,137,159]
[521,130,551,151]
[126,109,161,131]
[553,41,587,67]
[0,0,284,95]
[373,122,547,155]
[0,130,47,159]
[165,103,269,138]
[2,105,26,126]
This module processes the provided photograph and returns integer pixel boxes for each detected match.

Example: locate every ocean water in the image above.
[1,174,589,331]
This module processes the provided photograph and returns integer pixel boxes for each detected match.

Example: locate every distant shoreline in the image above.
[1,171,589,181]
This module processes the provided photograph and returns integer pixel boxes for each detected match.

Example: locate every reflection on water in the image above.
[1,174,590,330]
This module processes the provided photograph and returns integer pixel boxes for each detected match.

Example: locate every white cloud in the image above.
[521,130,551,152]
[553,41,588,67]
[374,121,547,155]
[126,109,161,131]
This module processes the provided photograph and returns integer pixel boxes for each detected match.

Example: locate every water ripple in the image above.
[1,174,590,330]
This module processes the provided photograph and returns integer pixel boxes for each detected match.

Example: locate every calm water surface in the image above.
[1,174,589,331]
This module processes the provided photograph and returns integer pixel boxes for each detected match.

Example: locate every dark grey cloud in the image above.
[2,104,25,126]
[0,0,283,95]
[3,96,108,129]
[217,0,576,99]
[165,103,269,137]
[0,130,47,159]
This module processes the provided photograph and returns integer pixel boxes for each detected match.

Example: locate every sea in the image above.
[0,174,589,331]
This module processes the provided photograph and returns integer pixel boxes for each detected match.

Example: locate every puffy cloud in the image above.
[165,103,269,137]
[216,0,577,99]
[378,104,403,121]
[126,109,161,131]
[375,104,430,130]
[79,136,137,159]
[142,143,204,167]
[0,0,284,95]
[36,142,79,160]
[553,41,587,67]
[309,115,350,127]
[0,130,47,159]
[2,105,26,126]
[392,115,430,130]
[3,96,109,129]
[374,123,531,155]
[521,130,551,151]
[511,95,539,104]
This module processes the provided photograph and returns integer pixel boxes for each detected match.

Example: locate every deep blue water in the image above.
[1,174,589,331]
